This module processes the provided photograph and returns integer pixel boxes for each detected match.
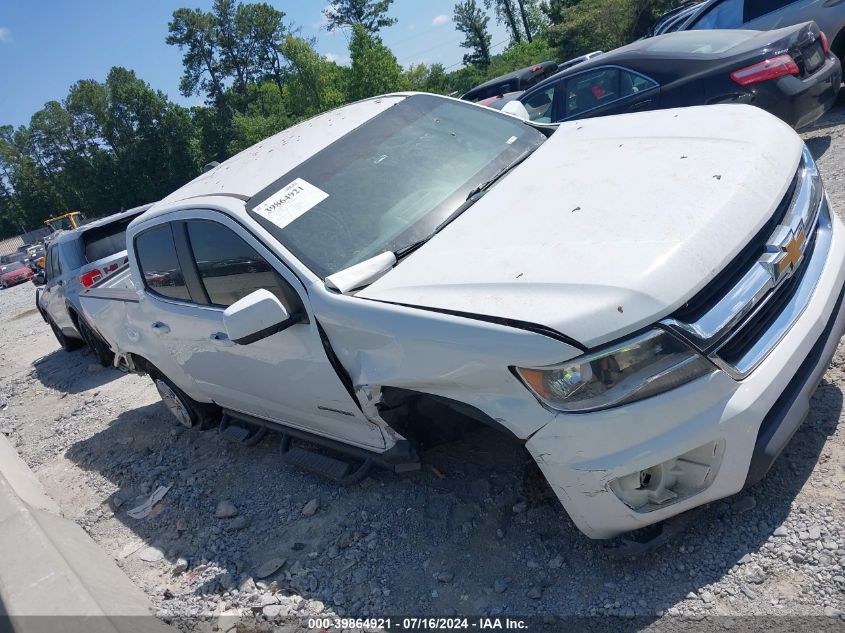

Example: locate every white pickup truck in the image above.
[80,92,845,542]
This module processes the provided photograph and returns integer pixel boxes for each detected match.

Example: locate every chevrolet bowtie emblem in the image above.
[759,221,807,286]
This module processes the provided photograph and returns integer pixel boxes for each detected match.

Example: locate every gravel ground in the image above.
[3,106,845,632]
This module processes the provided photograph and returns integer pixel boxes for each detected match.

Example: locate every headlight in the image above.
[514,330,714,413]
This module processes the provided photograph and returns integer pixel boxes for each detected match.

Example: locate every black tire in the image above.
[77,316,114,367]
[149,370,219,430]
[49,319,84,352]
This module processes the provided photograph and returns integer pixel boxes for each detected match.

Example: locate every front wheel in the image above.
[151,371,219,430]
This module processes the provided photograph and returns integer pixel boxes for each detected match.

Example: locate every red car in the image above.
[0,262,34,288]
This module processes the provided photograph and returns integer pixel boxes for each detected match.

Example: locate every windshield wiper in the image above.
[463,147,536,201]
[394,146,539,262]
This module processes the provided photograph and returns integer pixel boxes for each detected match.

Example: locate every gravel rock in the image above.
[171,557,188,576]
[732,495,756,513]
[773,526,788,537]
[138,546,164,562]
[436,571,454,583]
[214,500,238,518]
[254,557,286,579]
[226,515,250,531]
[493,578,509,593]
[301,498,319,517]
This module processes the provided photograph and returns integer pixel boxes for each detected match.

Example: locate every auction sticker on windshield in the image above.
[252,178,329,229]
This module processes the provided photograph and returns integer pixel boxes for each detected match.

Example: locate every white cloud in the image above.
[312,4,336,30]
[432,15,450,27]
[324,52,350,66]
[0,27,11,43]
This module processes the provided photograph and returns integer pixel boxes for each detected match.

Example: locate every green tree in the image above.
[485,0,523,45]
[454,0,493,69]
[279,35,348,118]
[214,0,287,95]
[348,24,403,100]
[166,7,228,108]
[402,63,450,94]
[546,0,683,58]
[323,0,397,33]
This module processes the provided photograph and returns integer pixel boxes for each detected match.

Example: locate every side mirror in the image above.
[32,272,46,286]
[223,289,301,345]
[501,100,530,121]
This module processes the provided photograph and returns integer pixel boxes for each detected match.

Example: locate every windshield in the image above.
[1,262,26,273]
[248,94,546,278]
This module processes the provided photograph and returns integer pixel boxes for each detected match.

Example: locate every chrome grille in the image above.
[662,147,829,379]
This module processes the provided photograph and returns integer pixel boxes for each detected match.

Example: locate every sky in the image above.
[0,0,509,128]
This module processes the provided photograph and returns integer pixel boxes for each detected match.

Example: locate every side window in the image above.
[752,0,800,20]
[135,224,190,301]
[185,220,301,310]
[523,85,558,123]
[50,246,62,280]
[45,248,54,281]
[566,67,621,117]
[692,0,744,29]
[620,70,658,98]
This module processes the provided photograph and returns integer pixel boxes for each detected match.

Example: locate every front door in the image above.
[133,211,385,450]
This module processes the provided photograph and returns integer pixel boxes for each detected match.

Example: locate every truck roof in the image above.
[155,95,408,209]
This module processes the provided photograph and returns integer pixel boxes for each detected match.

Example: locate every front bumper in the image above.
[526,200,845,539]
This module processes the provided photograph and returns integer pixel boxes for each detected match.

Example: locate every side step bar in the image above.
[221,408,420,475]
[279,434,373,485]
[219,413,267,446]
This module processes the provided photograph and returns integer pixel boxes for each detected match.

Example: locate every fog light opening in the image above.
[609,440,725,513]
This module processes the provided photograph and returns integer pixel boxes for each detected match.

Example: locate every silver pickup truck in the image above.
[80,93,845,543]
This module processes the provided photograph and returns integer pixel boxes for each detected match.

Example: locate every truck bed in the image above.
[79,264,139,361]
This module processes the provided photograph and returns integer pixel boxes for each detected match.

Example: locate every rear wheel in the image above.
[77,317,114,367]
[150,371,219,430]
[49,319,84,352]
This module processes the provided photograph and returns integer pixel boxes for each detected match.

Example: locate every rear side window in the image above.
[47,246,61,281]
[135,224,190,301]
[185,220,300,309]
[82,217,135,263]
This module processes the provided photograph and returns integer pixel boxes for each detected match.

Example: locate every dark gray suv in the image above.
[36,204,152,364]
[666,0,845,63]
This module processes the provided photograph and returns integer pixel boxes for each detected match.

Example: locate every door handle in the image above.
[151,321,171,334]
[628,99,653,111]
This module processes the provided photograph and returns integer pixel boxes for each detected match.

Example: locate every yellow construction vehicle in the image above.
[44,211,86,232]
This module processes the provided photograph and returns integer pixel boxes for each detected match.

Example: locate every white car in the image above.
[80,93,845,541]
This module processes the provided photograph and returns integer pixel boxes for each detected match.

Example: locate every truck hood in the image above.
[358,105,803,348]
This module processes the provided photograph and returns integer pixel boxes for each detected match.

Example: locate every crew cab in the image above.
[80,93,845,540]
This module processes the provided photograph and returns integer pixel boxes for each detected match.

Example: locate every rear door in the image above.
[42,244,71,330]
[555,66,661,121]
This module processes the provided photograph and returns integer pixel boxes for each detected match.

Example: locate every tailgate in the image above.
[79,266,138,357]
